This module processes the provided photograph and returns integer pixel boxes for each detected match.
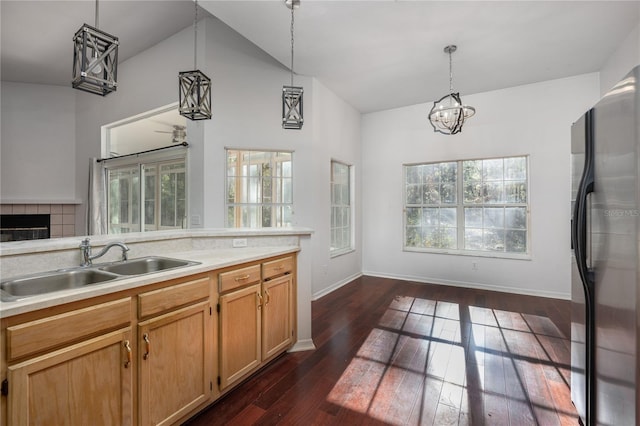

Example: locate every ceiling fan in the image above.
[155,125,187,144]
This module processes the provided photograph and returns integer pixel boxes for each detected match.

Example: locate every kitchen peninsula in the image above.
[0,227,313,425]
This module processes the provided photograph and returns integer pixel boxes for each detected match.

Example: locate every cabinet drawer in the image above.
[138,276,210,318]
[262,256,294,280]
[7,297,131,361]
[219,264,261,293]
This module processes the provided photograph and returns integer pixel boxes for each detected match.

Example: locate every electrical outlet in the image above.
[191,215,201,226]
[472,261,478,271]
[232,238,248,248]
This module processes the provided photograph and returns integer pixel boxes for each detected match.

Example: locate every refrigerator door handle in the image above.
[573,109,595,289]
[571,108,596,426]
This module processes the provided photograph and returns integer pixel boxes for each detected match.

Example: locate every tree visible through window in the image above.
[226,150,293,228]
[404,155,529,255]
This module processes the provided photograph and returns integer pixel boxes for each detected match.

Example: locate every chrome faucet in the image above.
[80,238,130,267]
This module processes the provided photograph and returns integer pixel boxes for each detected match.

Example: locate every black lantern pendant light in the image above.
[72,0,119,96]
[179,0,212,121]
[282,0,303,130]
[428,45,475,135]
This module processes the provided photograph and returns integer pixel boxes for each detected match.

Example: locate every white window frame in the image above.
[403,155,530,259]
[105,152,187,234]
[330,160,354,257]
[225,149,293,228]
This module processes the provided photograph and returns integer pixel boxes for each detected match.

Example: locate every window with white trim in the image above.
[107,157,187,234]
[331,160,353,255]
[226,150,293,228]
[404,155,529,256]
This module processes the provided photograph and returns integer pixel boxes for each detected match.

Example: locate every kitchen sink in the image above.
[98,256,195,275]
[1,256,200,302]
[0,269,120,301]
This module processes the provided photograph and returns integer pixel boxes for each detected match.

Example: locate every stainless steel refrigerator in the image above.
[571,66,639,426]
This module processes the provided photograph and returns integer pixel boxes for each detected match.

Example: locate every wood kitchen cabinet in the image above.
[261,258,294,361]
[1,251,298,426]
[137,276,213,426]
[218,256,295,390]
[5,298,134,426]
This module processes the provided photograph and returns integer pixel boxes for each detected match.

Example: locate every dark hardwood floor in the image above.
[185,276,577,425]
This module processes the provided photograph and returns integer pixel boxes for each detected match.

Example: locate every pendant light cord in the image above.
[449,49,453,94]
[95,0,99,28]
[194,0,198,70]
[290,5,295,87]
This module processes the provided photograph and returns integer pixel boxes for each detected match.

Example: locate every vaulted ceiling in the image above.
[2,1,638,114]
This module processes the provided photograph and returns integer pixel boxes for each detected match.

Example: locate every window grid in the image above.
[226,150,293,228]
[331,161,352,255]
[404,156,528,256]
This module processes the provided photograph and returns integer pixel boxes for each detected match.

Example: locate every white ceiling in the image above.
[1,1,639,115]
[201,0,640,113]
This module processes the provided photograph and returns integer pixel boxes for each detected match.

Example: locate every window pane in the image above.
[505,181,527,203]
[464,228,483,250]
[505,207,526,229]
[406,227,421,247]
[483,158,504,181]
[506,230,527,252]
[440,208,457,227]
[483,208,504,229]
[463,160,481,182]
[406,184,422,205]
[505,157,526,180]
[483,182,504,203]
[483,229,505,251]
[464,182,482,204]
[424,184,439,204]
[465,207,482,228]
[405,156,528,255]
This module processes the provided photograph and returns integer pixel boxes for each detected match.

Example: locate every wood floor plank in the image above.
[185,276,578,426]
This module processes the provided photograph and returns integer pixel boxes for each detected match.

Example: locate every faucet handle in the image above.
[80,238,91,247]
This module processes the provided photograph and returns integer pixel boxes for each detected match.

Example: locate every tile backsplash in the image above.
[1,204,76,238]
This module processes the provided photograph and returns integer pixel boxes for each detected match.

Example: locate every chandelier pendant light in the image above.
[282,0,304,130]
[429,45,475,135]
[72,0,119,96]
[179,0,212,121]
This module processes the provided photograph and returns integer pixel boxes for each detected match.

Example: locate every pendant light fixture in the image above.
[429,45,475,135]
[282,0,303,130]
[179,0,212,121]
[72,0,119,96]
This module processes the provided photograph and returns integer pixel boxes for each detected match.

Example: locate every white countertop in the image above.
[0,246,299,319]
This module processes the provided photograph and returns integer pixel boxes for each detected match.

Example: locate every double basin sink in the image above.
[1,256,200,302]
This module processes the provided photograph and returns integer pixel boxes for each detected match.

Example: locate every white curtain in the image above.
[87,158,108,235]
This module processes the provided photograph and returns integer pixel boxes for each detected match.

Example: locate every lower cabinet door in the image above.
[8,328,134,426]
[219,283,261,389]
[138,302,212,426]
[262,274,293,360]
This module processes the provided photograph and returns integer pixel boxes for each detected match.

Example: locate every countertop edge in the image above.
[0,246,300,319]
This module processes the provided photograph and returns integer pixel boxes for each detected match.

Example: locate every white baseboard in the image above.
[289,339,316,353]
[361,270,571,300]
[312,272,363,301]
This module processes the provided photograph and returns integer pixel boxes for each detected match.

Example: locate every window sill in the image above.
[330,248,355,259]
[403,247,531,261]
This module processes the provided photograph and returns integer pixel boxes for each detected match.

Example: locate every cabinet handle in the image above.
[264,289,271,305]
[235,274,251,282]
[257,291,263,309]
[143,333,150,360]
[274,265,284,271]
[124,340,132,368]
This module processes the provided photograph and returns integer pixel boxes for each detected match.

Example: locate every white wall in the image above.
[361,73,600,299]
[599,19,640,96]
[309,79,362,299]
[1,82,76,201]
